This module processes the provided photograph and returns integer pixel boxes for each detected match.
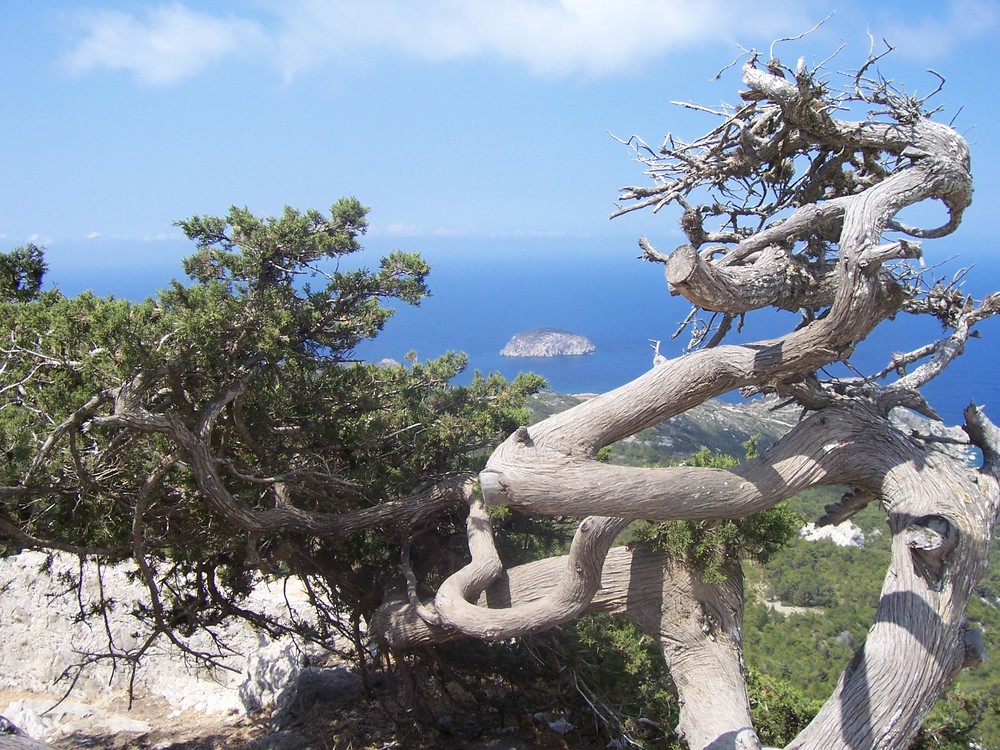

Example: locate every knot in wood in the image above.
[904,515,955,553]
[697,604,718,640]
[905,515,958,592]
[514,426,531,445]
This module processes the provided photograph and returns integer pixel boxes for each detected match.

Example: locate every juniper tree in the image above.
[0,198,543,672]
[379,45,1000,750]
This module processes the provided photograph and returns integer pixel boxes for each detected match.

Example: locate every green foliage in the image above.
[631,442,800,582]
[948,565,1000,745]
[743,513,891,702]
[742,492,1000,748]
[564,613,679,746]
[0,243,46,302]
[0,202,544,644]
[387,616,679,748]
[746,666,824,746]
[913,690,1000,749]
[745,598,865,696]
[167,198,429,369]
[0,289,168,548]
[766,537,888,608]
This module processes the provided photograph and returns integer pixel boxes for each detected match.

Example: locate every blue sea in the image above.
[45,233,1000,427]
[347,235,1000,427]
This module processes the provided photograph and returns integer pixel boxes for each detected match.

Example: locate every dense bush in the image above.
[0,201,545,663]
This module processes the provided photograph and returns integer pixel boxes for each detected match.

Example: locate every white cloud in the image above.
[881,0,1000,61]
[62,0,816,84]
[267,0,812,78]
[62,3,266,85]
[62,1,1000,87]
[373,223,578,238]
[380,222,426,237]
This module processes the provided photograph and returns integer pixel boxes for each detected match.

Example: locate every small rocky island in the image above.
[499,327,596,357]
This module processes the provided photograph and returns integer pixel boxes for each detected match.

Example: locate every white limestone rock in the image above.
[800,520,866,549]
[0,551,341,743]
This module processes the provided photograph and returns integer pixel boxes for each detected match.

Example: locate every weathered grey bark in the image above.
[378,545,758,749]
[381,51,1000,750]
[92,382,480,540]
[664,243,839,314]
[784,404,1000,748]
[382,403,999,748]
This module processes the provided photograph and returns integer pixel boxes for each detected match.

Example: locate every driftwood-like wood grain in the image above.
[380,51,1000,750]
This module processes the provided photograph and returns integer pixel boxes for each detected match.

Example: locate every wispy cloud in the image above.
[66,0,996,86]
[379,222,427,237]
[266,0,809,79]
[27,233,54,246]
[880,0,1000,61]
[375,223,478,238]
[61,0,813,85]
[62,3,265,85]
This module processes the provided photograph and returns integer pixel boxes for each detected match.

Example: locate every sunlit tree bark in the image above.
[381,46,1000,749]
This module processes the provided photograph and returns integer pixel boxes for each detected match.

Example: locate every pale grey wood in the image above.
[383,52,996,750]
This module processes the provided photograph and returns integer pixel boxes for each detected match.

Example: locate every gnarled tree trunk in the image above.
[379,47,1000,750]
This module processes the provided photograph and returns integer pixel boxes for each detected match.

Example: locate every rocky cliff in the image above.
[500,327,595,357]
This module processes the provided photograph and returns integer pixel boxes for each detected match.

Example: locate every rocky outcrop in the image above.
[0,735,54,750]
[0,551,352,746]
[800,520,866,548]
[500,327,595,357]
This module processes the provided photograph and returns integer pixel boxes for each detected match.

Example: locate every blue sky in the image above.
[2,1,999,295]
